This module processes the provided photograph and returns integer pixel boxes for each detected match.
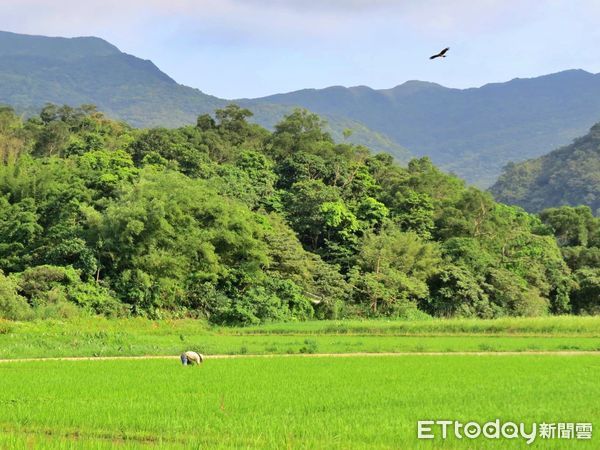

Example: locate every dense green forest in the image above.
[490,122,600,213]
[0,103,598,324]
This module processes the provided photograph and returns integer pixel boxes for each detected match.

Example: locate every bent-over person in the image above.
[180,351,204,365]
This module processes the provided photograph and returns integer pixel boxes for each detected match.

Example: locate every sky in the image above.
[1,0,600,99]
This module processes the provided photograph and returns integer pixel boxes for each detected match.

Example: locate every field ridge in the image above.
[1,350,600,363]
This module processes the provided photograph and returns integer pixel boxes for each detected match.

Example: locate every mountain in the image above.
[240,102,412,162]
[246,71,600,187]
[489,122,600,214]
[0,31,412,163]
[0,30,225,126]
[4,32,600,185]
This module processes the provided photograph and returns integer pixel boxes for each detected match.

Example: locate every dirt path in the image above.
[0,350,599,363]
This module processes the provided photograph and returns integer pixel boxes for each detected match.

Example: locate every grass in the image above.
[1,316,600,359]
[0,355,599,448]
[1,317,598,448]
[235,316,600,336]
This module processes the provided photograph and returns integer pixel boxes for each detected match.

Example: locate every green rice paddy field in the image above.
[0,355,599,449]
[1,316,599,448]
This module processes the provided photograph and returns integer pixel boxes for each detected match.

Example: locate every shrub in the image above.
[17,265,79,307]
[212,278,313,325]
[425,265,497,318]
[67,282,129,317]
[0,271,32,320]
[299,339,318,354]
[487,269,549,317]
[16,265,127,317]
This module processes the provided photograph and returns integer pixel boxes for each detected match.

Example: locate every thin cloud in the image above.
[0,0,549,37]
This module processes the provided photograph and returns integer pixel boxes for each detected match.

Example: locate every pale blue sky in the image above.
[1,0,600,98]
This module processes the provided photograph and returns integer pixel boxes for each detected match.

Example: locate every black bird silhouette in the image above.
[430,47,449,60]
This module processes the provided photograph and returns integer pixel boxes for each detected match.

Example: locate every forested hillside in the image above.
[539,206,600,314]
[1,103,597,324]
[490,122,600,213]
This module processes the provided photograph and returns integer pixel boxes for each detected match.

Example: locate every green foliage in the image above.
[15,265,125,318]
[539,206,597,247]
[0,271,32,320]
[394,190,434,238]
[570,269,600,314]
[0,103,591,322]
[213,278,313,326]
[283,179,341,251]
[268,109,333,158]
[0,196,41,271]
[350,226,441,315]
[425,264,493,318]
[485,268,549,317]
[491,123,600,212]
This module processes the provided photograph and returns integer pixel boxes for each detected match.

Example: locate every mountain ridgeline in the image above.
[0,31,411,164]
[243,70,600,187]
[3,31,600,186]
[0,31,223,125]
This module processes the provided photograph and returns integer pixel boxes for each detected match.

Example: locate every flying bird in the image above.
[430,47,449,60]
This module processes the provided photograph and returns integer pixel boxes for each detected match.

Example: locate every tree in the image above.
[540,206,596,247]
[570,268,600,314]
[127,128,212,177]
[425,264,493,318]
[196,114,216,131]
[269,109,333,159]
[283,179,341,251]
[0,107,28,164]
[215,104,254,145]
[351,226,441,314]
[393,190,435,238]
[356,196,389,229]
[0,102,592,321]
[0,196,42,272]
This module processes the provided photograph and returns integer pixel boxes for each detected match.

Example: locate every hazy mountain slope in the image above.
[0,31,226,127]
[489,123,600,213]
[246,102,412,162]
[0,31,411,161]
[0,29,120,59]
[248,71,600,186]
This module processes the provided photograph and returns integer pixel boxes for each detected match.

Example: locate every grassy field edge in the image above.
[1,316,600,359]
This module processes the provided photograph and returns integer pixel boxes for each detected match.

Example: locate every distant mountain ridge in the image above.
[0,31,120,59]
[0,31,412,163]
[0,31,223,126]
[3,31,600,185]
[246,70,600,186]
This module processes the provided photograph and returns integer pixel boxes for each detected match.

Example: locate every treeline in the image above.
[0,104,596,324]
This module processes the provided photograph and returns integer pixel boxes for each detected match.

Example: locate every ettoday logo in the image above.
[417,420,592,445]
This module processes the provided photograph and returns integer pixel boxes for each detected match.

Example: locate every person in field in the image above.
[180,351,204,365]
